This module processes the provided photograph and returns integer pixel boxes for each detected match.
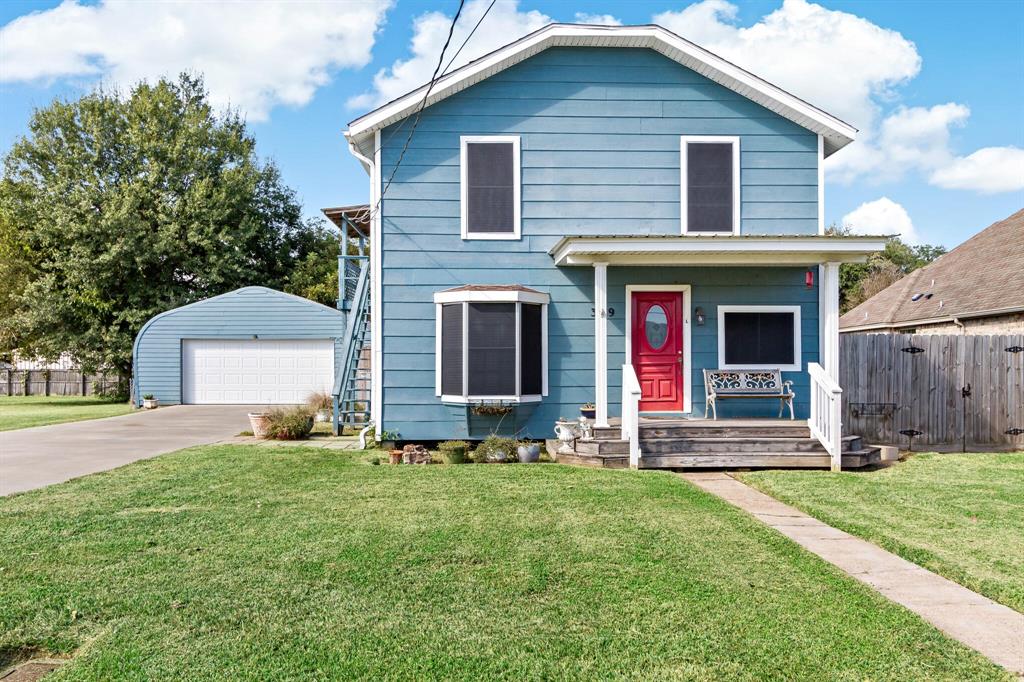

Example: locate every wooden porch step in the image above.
[638,446,881,470]
[639,435,862,454]
[640,424,811,439]
[544,440,627,469]
[574,439,630,455]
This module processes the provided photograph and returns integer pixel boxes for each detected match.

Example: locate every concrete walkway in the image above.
[683,472,1024,676]
[1,405,256,496]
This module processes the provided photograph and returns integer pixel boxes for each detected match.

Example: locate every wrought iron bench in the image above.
[703,369,795,420]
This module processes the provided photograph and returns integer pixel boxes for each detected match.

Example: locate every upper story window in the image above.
[461,136,521,240]
[434,285,548,402]
[680,136,740,235]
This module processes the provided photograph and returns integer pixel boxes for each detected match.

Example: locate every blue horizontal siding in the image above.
[134,287,345,405]
[377,47,825,439]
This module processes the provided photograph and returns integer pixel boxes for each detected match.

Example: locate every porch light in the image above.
[806,269,814,288]
[695,307,706,326]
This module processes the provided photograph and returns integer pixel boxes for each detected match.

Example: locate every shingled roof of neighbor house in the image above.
[840,208,1024,332]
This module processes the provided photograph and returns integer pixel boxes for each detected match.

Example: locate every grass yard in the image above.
[1,447,1010,680]
[741,452,1024,613]
[0,395,132,431]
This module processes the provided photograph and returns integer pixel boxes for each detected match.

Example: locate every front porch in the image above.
[549,234,887,471]
[546,416,882,470]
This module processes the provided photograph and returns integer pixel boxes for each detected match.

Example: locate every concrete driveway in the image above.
[0,405,256,496]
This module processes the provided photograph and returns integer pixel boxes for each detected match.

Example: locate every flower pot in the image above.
[248,413,272,439]
[142,398,159,410]
[485,449,510,464]
[440,446,467,464]
[517,443,541,463]
[389,450,403,465]
[580,408,596,420]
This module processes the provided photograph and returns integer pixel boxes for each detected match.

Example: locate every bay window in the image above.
[434,286,548,402]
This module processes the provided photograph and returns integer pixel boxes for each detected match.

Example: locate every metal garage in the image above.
[133,287,346,407]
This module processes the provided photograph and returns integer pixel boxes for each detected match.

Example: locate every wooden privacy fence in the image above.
[1,368,120,397]
[840,334,1024,451]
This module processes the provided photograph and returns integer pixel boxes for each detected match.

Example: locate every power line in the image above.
[355,0,499,225]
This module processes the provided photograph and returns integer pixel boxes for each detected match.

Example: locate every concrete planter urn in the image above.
[553,419,577,455]
[141,395,159,410]
[517,443,541,463]
[248,413,272,439]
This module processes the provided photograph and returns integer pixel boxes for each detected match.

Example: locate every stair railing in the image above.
[621,364,643,468]
[332,260,370,436]
[808,362,843,472]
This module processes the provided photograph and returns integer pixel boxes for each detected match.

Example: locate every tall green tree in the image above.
[0,75,330,384]
[828,225,946,313]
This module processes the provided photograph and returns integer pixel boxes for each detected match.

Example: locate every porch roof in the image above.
[549,234,888,267]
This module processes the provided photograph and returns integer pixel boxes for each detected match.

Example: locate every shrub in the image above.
[265,406,315,440]
[438,440,469,464]
[142,393,155,400]
[305,390,333,412]
[474,435,516,463]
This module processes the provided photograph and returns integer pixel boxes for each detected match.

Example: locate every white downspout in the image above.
[345,132,381,440]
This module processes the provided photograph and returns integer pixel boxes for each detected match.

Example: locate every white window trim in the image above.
[460,135,521,240]
[433,288,549,403]
[680,135,741,236]
[717,305,802,372]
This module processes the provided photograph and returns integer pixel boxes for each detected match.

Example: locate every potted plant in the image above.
[474,434,516,463]
[141,393,159,410]
[248,411,273,439]
[264,406,315,440]
[438,440,469,464]
[388,449,403,465]
[517,440,541,463]
[305,390,333,423]
[580,402,596,420]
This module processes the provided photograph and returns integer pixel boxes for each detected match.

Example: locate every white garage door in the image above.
[182,339,334,404]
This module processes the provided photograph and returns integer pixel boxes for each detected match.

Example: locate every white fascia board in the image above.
[550,236,888,266]
[433,289,550,305]
[346,24,856,155]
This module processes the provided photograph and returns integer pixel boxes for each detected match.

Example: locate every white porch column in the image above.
[593,262,609,427]
[822,261,841,382]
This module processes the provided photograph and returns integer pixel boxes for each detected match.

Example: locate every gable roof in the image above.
[840,209,1024,331]
[345,23,857,159]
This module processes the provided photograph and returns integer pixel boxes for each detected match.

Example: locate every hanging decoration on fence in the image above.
[900,346,925,354]
[1005,346,1023,353]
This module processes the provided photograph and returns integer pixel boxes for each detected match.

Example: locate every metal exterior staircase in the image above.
[332,259,371,435]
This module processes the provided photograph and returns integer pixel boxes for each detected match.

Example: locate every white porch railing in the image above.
[621,364,643,468]
[808,362,843,472]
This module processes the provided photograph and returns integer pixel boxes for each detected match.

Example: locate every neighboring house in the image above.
[341,23,885,446]
[841,209,1024,335]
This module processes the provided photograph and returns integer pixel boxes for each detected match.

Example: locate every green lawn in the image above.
[0,447,1009,680]
[0,395,133,431]
[741,452,1024,613]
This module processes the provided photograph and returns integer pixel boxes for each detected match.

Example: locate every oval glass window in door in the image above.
[644,305,669,350]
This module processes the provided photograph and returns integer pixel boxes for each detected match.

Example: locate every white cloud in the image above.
[574,12,622,26]
[348,0,551,110]
[654,0,921,133]
[929,146,1024,194]
[0,0,391,121]
[842,197,919,243]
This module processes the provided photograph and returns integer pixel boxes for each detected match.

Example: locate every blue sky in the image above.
[1,0,1022,248]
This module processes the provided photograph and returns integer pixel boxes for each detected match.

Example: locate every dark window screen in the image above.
[466,142,515,233]
[723,312,795,366]
[467,303,516,395]
[520,304,543,395]
[441,304,463,395]
[687,142,734,232]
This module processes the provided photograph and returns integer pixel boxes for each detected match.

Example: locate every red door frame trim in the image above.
[624,284,692,414]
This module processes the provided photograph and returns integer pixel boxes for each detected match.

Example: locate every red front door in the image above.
[631,291,684,412]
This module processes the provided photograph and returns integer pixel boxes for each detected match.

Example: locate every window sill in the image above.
[441,395,543,405]
[461,233,522,241]
[719,364,802,373]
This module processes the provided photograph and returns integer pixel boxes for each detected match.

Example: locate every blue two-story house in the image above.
[341,23,885,467]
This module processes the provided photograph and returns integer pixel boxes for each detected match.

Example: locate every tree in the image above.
[0,75,329,388]
[283,220,342,307]
[828,224,946,313]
